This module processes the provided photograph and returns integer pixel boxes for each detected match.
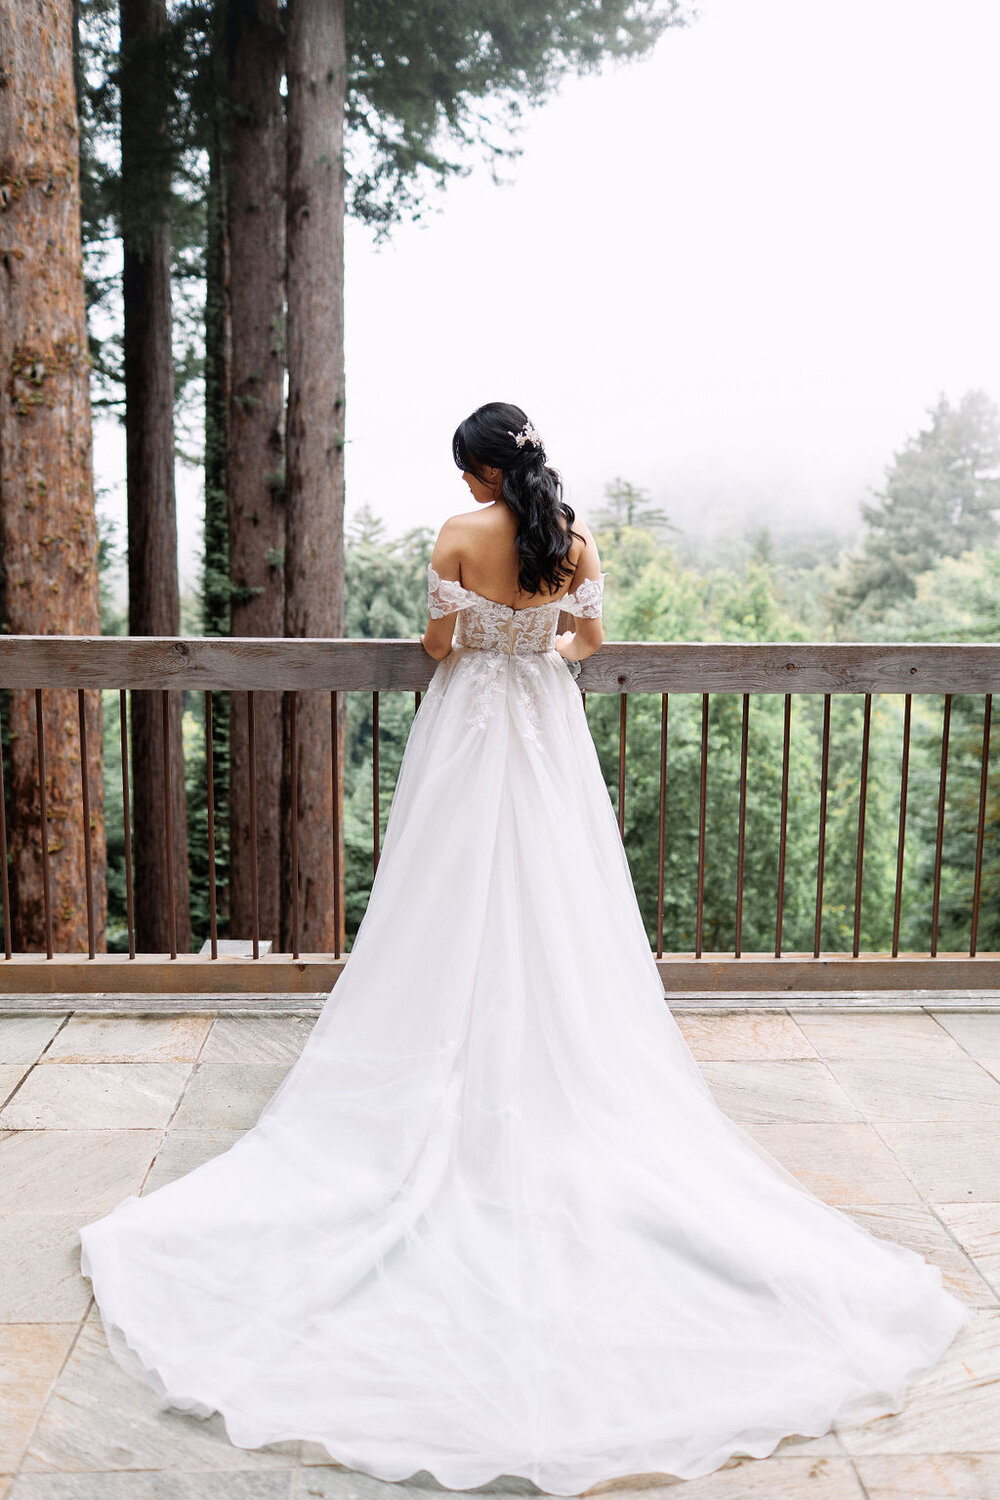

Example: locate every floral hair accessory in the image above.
[507,419,544,450]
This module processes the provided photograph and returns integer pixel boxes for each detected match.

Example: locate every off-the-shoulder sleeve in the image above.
[427,561,474,618]
[563,571,608,619]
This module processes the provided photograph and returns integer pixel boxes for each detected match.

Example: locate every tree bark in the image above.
[0,0,106,954]
[201,7,231,934]
[226,0,286,945]
[282,0,346,952]
[120,0,190,952]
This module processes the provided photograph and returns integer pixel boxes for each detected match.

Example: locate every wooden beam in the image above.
[655,953,1000,991]
[2,637,999,694]
[1,951,997,994]
[0,954,346,992]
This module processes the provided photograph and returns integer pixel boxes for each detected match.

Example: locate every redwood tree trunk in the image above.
[120,0,191,952]
[226,0,286,945]
[201,16,231,933]
[282,0,346,952]
[0,0,106,954]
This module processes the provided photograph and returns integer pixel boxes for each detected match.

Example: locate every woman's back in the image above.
[446,502,587,611]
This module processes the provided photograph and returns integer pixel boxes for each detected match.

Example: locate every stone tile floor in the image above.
[1,1006,1000,1499]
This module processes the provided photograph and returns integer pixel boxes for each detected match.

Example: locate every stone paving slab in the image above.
[0,1132,160,1216]
[42,1020,212,1066]
[841,1205,997,1307]
[699,1061,862,1124]
[932,1204,1000,1299]
[0,1066,31,1107]
[0,1214,94,1323]
[198,1018,317,1065]
[7,1477,294,1499]
[297,1457,863,1499]
[0,1065,192,1132]
[578,1456,864,1499]
[142,1129,248,1195]
[169,1064,292,1130]
[0,1019,65,1066]
[0,1325,78,1474]
[873,1124,1000,1202]
[22,1321,299,1475]
[789,1011,968,1061]
[825,1058,1000,1123]
[930,1012,1000,1062]
[746,1122,922,1204]
[836,1310,1000,1457]
[674,1013,817,1061]
[852,1452,1000,1498]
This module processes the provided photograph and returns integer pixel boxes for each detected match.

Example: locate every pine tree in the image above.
[832,391,1000,629]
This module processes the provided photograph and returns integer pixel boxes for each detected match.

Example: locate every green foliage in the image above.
[340,508,435,942]
[101,689,130,951]
[97,510,127,635]
[77,0,688,413]
[345,0,686,232]
[831,390,1000,630]
[592,477,678,544]
[332,465,1000,957]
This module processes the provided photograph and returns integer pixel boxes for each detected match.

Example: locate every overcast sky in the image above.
[96,0,1000,586]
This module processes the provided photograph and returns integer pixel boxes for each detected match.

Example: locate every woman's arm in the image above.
[420,518,463,660]
[555,521,604,662]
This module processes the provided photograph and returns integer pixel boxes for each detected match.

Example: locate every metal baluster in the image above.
[35,690,53,959]
[331,691,342,960]
[735,693,749,959]
[656,694,668,959]
[248,691,259,959]
[617,693,627,840]
[161,692,177,960]
[970,693,992,958]
[930,693,952,958]
[852,693,872,959]
[695,693,709,959]
[891,694,912,959]
[775,693,791,958]
[290,692,299,959]
[205,692,218,960]
[0,698,10,959]
[813,694,831,958]
[77,690,95,959]
[120,690,136,959]
[372,691,381,874]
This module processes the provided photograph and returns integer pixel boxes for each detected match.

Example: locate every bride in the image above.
[80,402,966,1494]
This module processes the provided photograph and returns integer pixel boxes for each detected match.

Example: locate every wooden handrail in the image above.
[1,636,999,693]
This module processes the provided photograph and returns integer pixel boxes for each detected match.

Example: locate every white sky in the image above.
[95,0,1000,590]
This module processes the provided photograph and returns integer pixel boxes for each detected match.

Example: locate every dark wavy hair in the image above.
[452,402,583,596]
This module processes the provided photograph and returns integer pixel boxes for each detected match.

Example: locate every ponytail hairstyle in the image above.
[452,402,583,596]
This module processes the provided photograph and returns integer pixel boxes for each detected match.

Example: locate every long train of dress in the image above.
[79,567,967,1493]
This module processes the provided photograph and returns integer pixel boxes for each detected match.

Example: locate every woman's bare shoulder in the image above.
[437,507,506,538]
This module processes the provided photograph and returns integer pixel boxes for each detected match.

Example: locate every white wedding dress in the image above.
[80,564,967,1493]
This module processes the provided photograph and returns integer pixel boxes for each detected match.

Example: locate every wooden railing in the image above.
[0,635,997,995]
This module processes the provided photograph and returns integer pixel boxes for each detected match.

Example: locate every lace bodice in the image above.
[426,563,607,656]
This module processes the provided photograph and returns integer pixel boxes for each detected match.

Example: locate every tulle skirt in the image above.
[80,644,967,1493]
